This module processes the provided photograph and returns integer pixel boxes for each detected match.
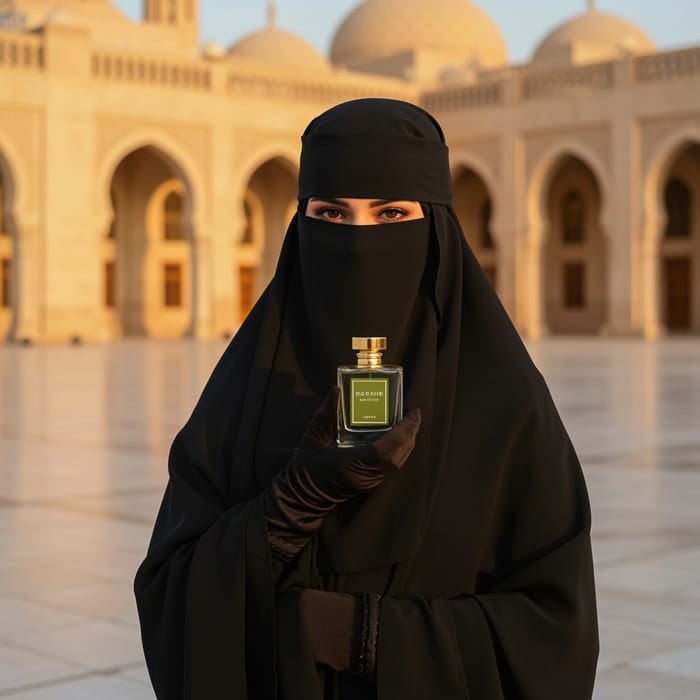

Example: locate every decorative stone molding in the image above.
[226,71,411,103]
[635,46,700,83]
[422,81,503,111]
[522,62,614,100]
[91,51,211,90]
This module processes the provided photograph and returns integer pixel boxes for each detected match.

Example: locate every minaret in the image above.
[267,0,277,29]
[144,0,199,44]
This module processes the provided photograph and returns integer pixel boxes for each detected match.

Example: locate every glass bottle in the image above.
[337,337,404,447]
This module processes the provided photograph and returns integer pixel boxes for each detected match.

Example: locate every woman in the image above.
[135,98,599,699]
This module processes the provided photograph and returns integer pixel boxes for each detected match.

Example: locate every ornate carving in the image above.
[635,47,700,83]
[522,63,614,100]
[92,51,211,91]
[422,82,503,112]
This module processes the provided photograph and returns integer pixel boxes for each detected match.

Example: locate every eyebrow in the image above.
[309,197,409,208]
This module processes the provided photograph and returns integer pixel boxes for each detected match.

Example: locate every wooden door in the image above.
[663,257,691,330]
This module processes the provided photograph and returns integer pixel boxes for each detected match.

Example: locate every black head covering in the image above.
[135,98,598,700]
[298,98,452,203]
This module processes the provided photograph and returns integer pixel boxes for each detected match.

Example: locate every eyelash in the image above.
[317,207,346,219]
[380,208,408,220]
[314,207,409,221]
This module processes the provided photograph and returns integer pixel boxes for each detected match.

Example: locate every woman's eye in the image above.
[319,208,345,220]
[380,208,408,221]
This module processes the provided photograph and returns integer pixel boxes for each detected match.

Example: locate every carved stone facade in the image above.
[0,0,698,341]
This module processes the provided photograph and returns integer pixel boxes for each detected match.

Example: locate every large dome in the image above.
[533,6,655,65]
[228,27,329,71]
[330,0,507,70]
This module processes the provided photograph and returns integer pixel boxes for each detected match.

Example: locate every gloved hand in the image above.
[275,588,382,677]
[263,386,421,560]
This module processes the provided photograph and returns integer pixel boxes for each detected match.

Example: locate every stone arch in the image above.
[0,151,17,340]
[543,156,607,334]
[0,130,36,342]
[104,146,196,338]
[642,127,700,337]
[234,150,298,323]
[449,151,501,241]
[233,144,299,203]
[526,141,611,338]
[451,163,499,291]
[97,132,206,242]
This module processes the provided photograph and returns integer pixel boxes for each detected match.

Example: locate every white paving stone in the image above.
[634,642,700,681]
[1,337,699,697]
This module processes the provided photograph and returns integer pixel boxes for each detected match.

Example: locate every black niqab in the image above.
[135,98,598,700]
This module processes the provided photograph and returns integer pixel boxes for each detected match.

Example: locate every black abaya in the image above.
[135,98,598,699]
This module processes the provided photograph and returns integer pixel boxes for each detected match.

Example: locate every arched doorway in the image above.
[659,144,700,333]
[106,146,194,338]
[236,157,297,323]
[452,167,498,289]
[0,154,16,340]
[543,156,607,334]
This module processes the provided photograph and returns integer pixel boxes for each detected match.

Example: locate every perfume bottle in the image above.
[337,337,404,447]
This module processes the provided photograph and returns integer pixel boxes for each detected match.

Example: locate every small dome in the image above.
[203,41,225,59]
[45,8,76,26]
[331,0,507,70]
[533,5,655,65]
[228,27,328,71]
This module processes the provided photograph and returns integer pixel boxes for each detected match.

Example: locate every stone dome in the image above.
[533,5,655,65]
[203,41,226,59]
[330,0,507,70]
[228,27,329,71]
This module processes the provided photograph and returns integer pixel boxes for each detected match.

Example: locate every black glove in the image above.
[276,588,382,678]
[263,386,421,560]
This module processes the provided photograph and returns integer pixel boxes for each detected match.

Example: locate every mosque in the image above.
[0,0,698,342]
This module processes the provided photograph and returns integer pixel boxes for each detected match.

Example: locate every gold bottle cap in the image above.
[352,337,387,352]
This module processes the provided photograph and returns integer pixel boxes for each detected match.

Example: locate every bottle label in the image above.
[350,378,389,426]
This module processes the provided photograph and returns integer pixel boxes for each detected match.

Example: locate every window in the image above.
[239,266,256,322]
[664,179,691,239]
[663,257,691,330]
[1,258,10,308]
[480,199,495,250]
[164,191,185,240]
[563,262,585,309]
[104,261,115,308]
[562,190,585,244]
[164,263,182,307]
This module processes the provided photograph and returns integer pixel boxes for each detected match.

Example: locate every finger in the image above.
[373,409,422,468]
[299,386,340,450]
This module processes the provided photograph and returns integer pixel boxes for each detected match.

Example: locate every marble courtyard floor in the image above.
[0,337,699,699]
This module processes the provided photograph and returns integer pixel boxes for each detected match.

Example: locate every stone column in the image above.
[526,235,548,340]
[606,60,638,335]
[9,216,41,342]
[641,225,663,339]
[191,226,214,339]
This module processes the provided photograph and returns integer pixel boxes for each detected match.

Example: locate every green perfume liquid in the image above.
[337,337,403,447]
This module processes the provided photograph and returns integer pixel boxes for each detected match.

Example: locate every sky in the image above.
[113,1,700,65]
